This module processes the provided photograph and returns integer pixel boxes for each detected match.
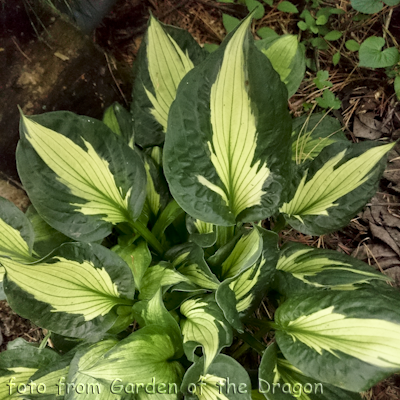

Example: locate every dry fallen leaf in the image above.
[353,112,389,140]
[384,147,400,193]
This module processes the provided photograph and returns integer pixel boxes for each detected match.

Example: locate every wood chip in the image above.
[54,51,70,61]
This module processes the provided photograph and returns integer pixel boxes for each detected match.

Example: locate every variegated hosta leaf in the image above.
[133,289,183,347]
[168,244,220,290]
[0,267,5,300]
[0,368,38,399]
[103,101,135,148]
[0,197,35,263]
[186,216,217,248]
[194,220,214,235]
[259,342,362,400]
[220,228,262,279]
[145,159,160,216]
[281,143,393,217]
[151,200,184,242]
[275,289,400,392]
[280,141,395,235]
[217,261,264,332]
[0,338,60,368]
[251,390,266,400]
[180,295,232,372]
[17,111,147,242]
[112,239,151,292]
[21,115,130,223]
[144,16,194,131]
[26,205,71,257]
[64,339,118,400]
[139,262,191,300]
[255,34,306,98]
[4,258,127,318]
[181,354,252,400]
[164,17,291,226]
[82,325,185,399]
[0,338,60,399]
[132,16,205,147]
[274,242,389,295]
[0,198,36,301]
[28,358,71,398]
[230,263,263,313]
[291,113,347,164]
[208,228,262,281]
[216,228,279,331]
[3,243,135,339]
[144,153,170,220]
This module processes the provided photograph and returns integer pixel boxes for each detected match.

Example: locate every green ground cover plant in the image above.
[218,0,400,103]
[1,12,400,400]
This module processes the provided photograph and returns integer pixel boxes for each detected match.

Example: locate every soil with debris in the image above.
[0,301,43,352]
[1,0,400,398]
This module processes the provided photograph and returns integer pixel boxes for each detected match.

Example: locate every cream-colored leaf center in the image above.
[263,35,298,82]
[285,306,400,368]
[0,219,34,262]
[145,17,194,131]
[3,257,124,321]
[181,299,227,372]
[23,115,131,224]
[198,19,270,217]
[281,143,394,218]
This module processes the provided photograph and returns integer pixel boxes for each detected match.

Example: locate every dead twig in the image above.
[104,52,128,106]
[11,37,32,62]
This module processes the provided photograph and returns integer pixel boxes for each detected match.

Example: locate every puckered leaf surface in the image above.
[281,141,394,235]
[275,289,400,392]
[164,17,291,226]
[258,342,362,399]
[3,243,134,339]
[17,111,147,242]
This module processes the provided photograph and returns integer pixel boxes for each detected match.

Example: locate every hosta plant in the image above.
[1,13,400,400]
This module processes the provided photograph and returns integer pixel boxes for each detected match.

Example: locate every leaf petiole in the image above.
[128,219,166,255]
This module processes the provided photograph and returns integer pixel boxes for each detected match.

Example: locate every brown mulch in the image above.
[0,301,43,352]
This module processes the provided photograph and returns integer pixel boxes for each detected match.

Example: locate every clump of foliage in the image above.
[1,12,400,400]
